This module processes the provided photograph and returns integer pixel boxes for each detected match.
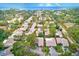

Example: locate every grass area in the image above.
[42,46,49,55]
[49,23,56,37]
[38,32,44,37]
[0,41,4,51]
[61,51,72,56]
[54,44,63,53]
[69,44,78,53]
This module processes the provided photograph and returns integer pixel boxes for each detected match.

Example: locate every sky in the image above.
[0,3,79,10]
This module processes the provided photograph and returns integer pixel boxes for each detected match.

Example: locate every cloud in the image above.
[46,3,52,6]
[55,3,61,7]
[39,3,52,7]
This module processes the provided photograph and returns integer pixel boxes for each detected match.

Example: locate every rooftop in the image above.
[37,37,44,47]
[45,38,56,46]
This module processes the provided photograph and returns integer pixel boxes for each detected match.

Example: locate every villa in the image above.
[56,38,69,47]
[56,38,62,44]
[45,38,56,47]
[61,38,69,47]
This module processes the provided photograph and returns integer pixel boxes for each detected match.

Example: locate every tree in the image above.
[54,44,63,53]
[0,41,4,50]
[0,20,8,26]
[0,29,10,41]
[49,23,56,37]
[12,41,37,56]
[67,27,79,43]
[38,32,44,37]
[0,29,11,50]
[74,19,79,24]
[42,46,49,55]
[10,20,21,30]
[69,44,78,53]
[26,33,36,48]
[61,51,72,56]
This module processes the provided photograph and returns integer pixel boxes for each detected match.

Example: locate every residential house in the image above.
[37,37,44,47]
[45,38,56,47]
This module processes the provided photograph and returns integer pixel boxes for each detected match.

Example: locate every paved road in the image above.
[58,23,74,44]
[0,47,14,56]
[30,47,45,56]
[49,47,58,56]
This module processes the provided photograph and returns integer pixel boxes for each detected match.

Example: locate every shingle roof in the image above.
[45,38,56,46]
[56,38,69,46]
[56,38,62,44]
[61,38,69,46]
